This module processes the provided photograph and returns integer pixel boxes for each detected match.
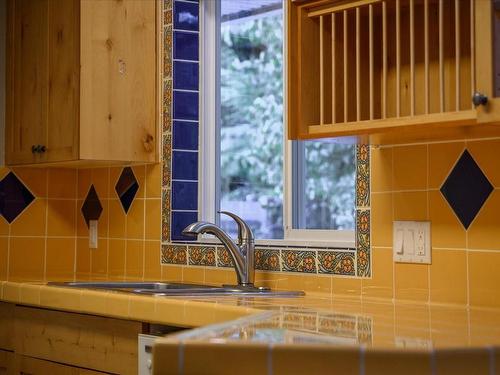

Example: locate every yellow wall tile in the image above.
[126,199,145,239]
[430,250,467,305]
[393,191,428,221]
[468,251,500,308]
[144,241,161,280]
[362,248,394,300]
[394,263,429,302]
[146,163,161,198]
[108,239,126,279]
[76,238,91,280]
[0,217,8,236]
[428,141,465,189]
[145,199,161,240]
[161,265,183,281]
[48,168,77,199]
[9,237,45,281]
[0,238,8,280]
[332,277,360,297]
[468,191,500,251]
[45,238,76,281]
[429,191,466,249]
[108,199,127,238]
[371,193,393,247]
[205,268,236,286]
[371,146,393,192]
[125,240,144,280]
[11,168,47,198]
[182,267,205,284]
[47,199,76,237]
[77,169,91,199]
[91,167,110,199]
[393,145,427,190]
[10,199,46,236]
[90,239,108,278]
[272,345,359,375]
[468,139,500,187]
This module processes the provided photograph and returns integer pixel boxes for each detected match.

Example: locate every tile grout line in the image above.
[73,170,78,282]
[43,170,49,282]
[142,165,147,281]
[106,167,111,280]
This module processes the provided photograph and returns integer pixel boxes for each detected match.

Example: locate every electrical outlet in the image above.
[393,221,431,264]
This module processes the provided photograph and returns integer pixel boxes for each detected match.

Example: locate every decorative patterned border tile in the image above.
[281,250,316,273]
[317,251,356,276]
[255,248,280,271]
[159,5,372,278]
[188,246,216,267]
[161,244,187,265]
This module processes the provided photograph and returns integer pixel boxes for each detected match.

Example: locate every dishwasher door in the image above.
[138,334,156,375]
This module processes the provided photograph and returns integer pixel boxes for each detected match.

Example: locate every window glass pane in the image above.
[298,140,356,230]
[218,0,284,239]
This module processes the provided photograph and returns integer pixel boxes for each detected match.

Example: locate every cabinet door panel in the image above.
[18,356,108,375]
[46,0,80,162]
[80,0,157,163]
[6,0,49,165]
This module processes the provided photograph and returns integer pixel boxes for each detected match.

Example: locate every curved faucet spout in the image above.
[182,221,246,284]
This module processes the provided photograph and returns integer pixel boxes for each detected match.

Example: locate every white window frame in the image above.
[199,0,355,248]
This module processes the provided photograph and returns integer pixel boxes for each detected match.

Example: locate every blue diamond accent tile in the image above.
[440,150,493,229]
[0,172,35,223]
[115,167,139,214]
[81,185,103,227]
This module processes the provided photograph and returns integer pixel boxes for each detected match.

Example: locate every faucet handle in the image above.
[218,211,254,244]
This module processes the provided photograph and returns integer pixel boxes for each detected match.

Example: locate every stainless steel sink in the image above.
[47,282,305,297]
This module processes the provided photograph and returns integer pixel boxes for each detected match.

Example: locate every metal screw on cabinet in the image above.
[472,92,488,107]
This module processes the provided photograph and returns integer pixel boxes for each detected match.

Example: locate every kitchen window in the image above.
[200,0,356,247]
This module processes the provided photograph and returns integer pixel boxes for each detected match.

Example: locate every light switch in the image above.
[89,220,98,249]
[393,221,431,264]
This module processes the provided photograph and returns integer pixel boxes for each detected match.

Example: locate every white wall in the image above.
[0,0,5,166]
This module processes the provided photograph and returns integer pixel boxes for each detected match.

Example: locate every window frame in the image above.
[199,0,355,248]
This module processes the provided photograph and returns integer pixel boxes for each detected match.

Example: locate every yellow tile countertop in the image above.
[2,281,500,374]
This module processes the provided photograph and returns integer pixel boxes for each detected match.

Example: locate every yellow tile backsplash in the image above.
[0,137,499,311]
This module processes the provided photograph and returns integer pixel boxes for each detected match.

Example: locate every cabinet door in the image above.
[17,356,108,375]
[475,0,500,124]
[46,0,80,163]
[79,0,158,163]
[5,0,49,165]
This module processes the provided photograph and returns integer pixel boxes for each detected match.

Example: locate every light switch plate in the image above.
[393,221,431,264]
[89,220,98,249]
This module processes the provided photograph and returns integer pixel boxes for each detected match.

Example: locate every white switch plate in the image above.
[393,221,431,264]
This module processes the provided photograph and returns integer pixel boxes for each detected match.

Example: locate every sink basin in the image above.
[47,282,305,297]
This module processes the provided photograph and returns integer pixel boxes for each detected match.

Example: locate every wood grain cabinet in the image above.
[287,0,500,144]
[6,0,159,166]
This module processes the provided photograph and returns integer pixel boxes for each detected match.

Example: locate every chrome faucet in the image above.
[182,211,255,287]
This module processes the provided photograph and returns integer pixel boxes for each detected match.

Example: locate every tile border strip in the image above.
[160,2,372,278]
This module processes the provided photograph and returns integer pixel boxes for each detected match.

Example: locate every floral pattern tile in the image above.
[189,246,216,267]
[281,250,316,273]
[161,244,187,265]
[217,247,234,268]
[356,209,371,277]
[318,251,356,276]
[255,249,280,271]
[355,144,370,208]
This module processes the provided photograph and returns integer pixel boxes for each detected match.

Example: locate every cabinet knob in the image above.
[31,145,47,154]
[472,92,488,107]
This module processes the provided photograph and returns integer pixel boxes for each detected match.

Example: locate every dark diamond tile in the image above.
[115,167,139,214]
[441,150,493,229]
[81,185,103,227]
[173,121,199,150]
[174,1,199,31]
[0,172,35,223]
[171,211,198,241]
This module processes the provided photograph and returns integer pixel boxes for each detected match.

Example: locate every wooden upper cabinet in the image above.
[287,0,500,144]
[6,0,159,166]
